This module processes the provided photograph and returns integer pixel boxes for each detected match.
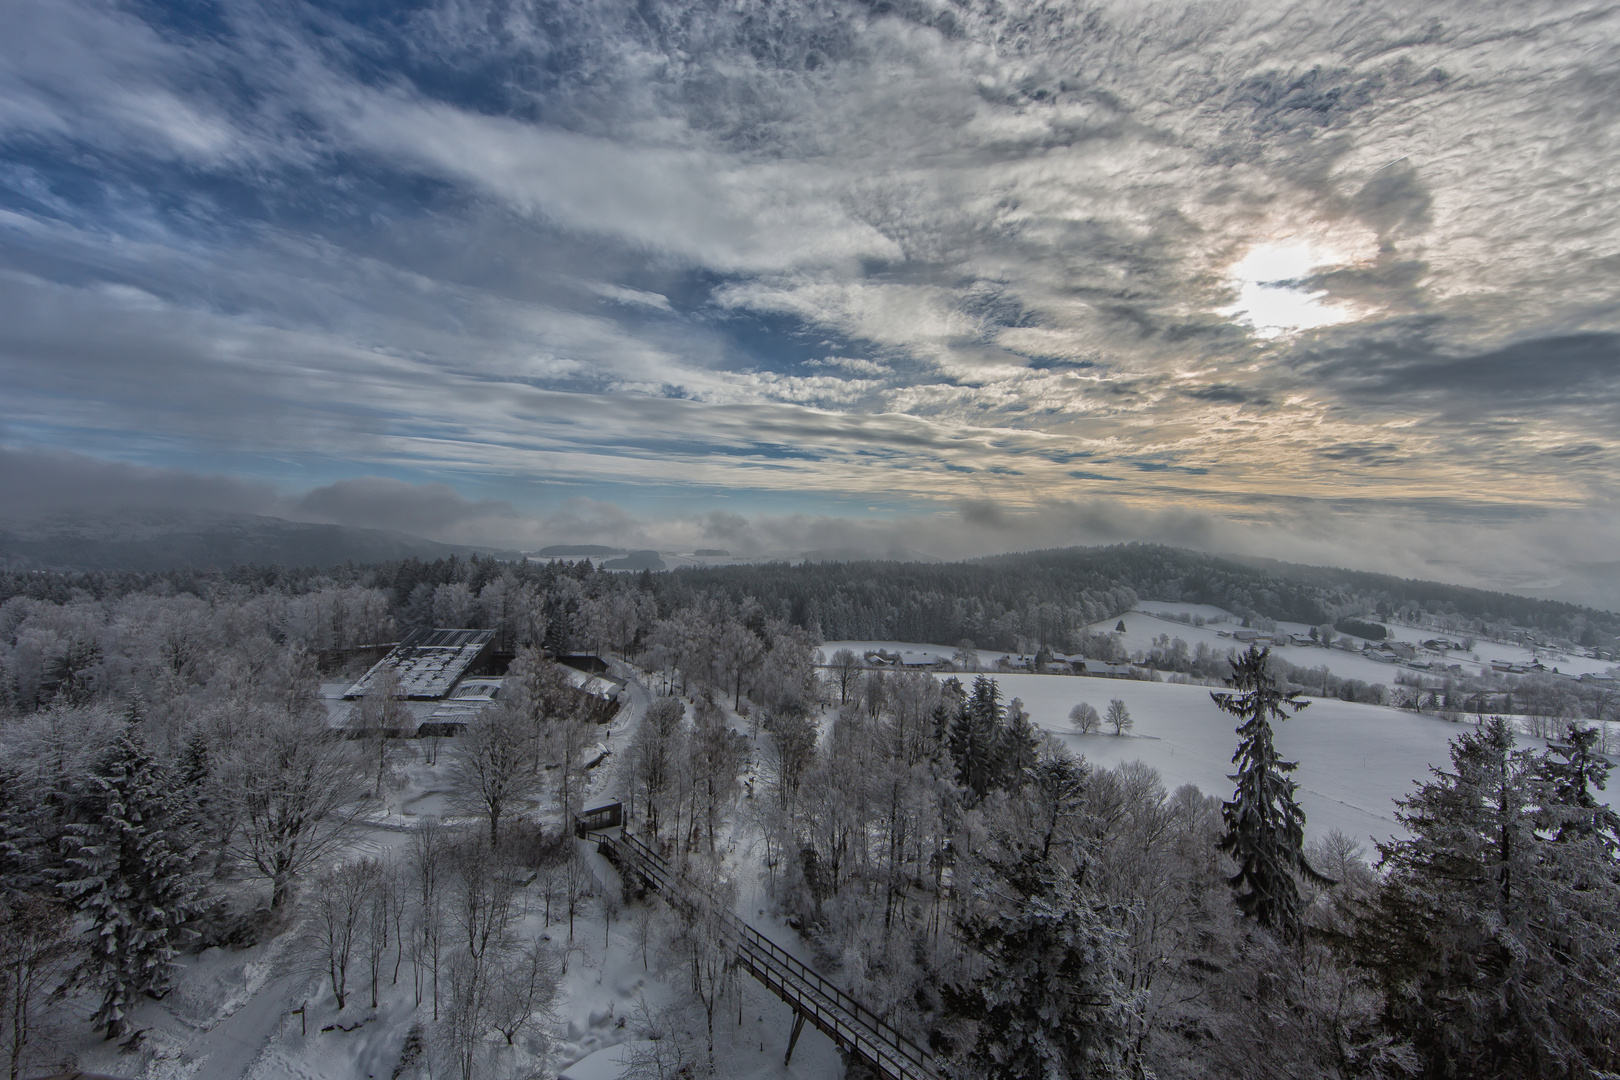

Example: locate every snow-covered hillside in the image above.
[1101,608,1406,684]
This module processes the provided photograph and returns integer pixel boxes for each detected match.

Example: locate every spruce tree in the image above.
[1213,646,1324,938]
[945,851,1133,1080]
[60,723,209,1038]
[999,700,1040,791]
[1360,718,1620,1078]
[1537,723,1620,845]
[951,675,1004,800]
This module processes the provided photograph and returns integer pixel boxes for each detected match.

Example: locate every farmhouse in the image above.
[1076,659,1141,679]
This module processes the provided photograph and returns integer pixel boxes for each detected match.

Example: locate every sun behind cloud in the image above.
[1218,236,1375,338]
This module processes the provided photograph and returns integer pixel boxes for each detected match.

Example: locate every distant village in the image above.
[851,617,1618,687]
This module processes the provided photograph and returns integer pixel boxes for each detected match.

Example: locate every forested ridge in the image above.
[3,542,1613,658]
[670,544,1620,649]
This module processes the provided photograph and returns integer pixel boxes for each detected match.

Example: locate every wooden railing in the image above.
[592,829,940,1080]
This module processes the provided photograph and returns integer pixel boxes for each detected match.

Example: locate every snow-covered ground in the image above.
[1000,675,1474,851]
[1136,600,1618,678]
[1092,611,1411,684]
[46,664,855,1080]
[817,640,1618,854]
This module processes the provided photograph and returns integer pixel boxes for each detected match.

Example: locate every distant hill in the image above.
[0,511,521,572]
[669,543,1620,647]
[535,544,627,557]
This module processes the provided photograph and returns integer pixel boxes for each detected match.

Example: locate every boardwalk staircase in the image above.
[584,827,941,1080]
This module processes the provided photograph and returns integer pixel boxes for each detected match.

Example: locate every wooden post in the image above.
[784,1010,807,1065]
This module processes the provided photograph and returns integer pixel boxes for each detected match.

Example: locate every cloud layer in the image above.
[2,0,1619,588]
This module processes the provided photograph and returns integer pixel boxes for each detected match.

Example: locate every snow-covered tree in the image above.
[1360,717,1620,1078]
[59,725,209,1037]
[761,701,817,819]
[1068,701,1101,735]
[226,686,364,910]
[1538,722,1620,845]
[1000,699,1039,789]
[307,859,375,1012]
[1212,646,1325,938]
[1029,742,1089,860]
[431,582,476,628]
[1,895,76,1080]
[450,702,540,848]
[945,851,1134,1080]
[691,695,747,852]
[629,697,684,840]
[1105,699,1132,736]
[950,675,1004,801]
[830,648,861,704]
[659,860,737,1074]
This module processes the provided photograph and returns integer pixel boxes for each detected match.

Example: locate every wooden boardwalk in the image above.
[589,829,941,1080]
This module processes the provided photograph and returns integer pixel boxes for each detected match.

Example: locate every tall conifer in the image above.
[1361,718,1620,1077]
[1213,646,1324,938]
[60,724,209,1037]
[951,675,1004,800]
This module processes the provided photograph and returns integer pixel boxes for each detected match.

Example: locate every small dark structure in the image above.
[572,801,623,838]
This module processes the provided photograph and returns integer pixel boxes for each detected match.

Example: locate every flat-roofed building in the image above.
[344,627,496,700]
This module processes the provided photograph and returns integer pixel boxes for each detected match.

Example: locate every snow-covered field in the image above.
[829,610,1448,687]
[819,641,1618,853]
[1003,675,1478,851]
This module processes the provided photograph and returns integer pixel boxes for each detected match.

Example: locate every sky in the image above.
[2,0,1619,591]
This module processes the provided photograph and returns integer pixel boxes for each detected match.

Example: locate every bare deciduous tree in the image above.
[355,665,406,799]
[1069,700,1101,734]
[548,707,595,824]
[661,860,738,1073]
[487,940,560,1046]
[1,896,76,1080]
[307,859,376,1011]
[1107,698,1133,736]
[449,704,538,848]
[830,648,861,705]
[630,895,661,972]
[227,694,364,910]
[408,820,449,1020]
